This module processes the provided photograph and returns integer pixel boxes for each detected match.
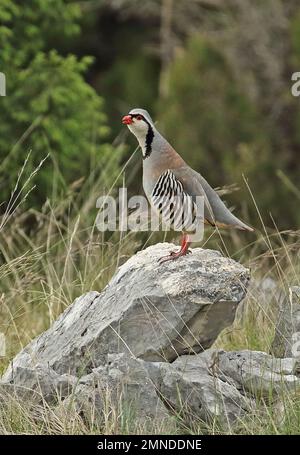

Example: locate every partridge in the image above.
[122,108,253,263]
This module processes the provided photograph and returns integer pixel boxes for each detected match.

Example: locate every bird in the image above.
[122,108,253,263]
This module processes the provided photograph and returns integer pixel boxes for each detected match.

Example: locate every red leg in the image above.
[158,234,191,264]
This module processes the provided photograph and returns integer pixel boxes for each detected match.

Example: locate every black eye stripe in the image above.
[131,114,145,120]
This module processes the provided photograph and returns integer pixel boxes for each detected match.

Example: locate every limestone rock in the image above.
[0,363,76,403]
[66,353,169,426]
[2,243,250,380]
[146,351,253,426]
[271,286,300,359]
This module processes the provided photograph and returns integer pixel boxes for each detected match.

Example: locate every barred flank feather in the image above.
[151,170,198,231]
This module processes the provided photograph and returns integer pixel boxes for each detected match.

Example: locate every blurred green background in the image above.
[1,0,300,229]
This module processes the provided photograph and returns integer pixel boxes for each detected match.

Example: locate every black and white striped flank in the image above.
[151,170,198,231]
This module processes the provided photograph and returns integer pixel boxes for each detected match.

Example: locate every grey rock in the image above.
[2,349,300,428]
[0,364,76,404]
[146,349,300,426]
[271,286,300,358]
[204,350,300,396]
[60,384,103,424]
[2,243,250,380]
[146,350,253,426]
[70,353,169,425]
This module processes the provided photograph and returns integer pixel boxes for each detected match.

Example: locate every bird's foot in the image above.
[158,248,192,264]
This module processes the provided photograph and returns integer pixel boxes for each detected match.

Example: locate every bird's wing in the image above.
[172,166,254,232]
[151,169,199,232]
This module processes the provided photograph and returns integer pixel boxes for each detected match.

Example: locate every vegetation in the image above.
[0,0,112,205]
[0,0,300,435]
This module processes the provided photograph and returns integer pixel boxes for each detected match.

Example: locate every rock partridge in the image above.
[122,108,253,263]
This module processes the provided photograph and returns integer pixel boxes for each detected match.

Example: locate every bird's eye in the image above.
[136,115,143,121]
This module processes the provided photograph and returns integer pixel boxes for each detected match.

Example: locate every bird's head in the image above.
[122,109,154,142]
[122,109,156,157]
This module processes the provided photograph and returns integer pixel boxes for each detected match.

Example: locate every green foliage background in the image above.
[0,0,300,229]
[0,0,111,205]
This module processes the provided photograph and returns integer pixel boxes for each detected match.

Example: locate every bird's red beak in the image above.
[122,115,133,125]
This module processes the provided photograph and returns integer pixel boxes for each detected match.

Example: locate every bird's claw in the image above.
[157,249,192,264]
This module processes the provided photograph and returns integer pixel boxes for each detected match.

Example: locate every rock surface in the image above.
[3,349,298,428]
[71,353,169,425]
[2,243,300,428]
[2,243,250,379]
[271,286,300,359]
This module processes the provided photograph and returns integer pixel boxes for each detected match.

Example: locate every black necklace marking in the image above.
[144,122,154,159]
[130,114,154,159]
